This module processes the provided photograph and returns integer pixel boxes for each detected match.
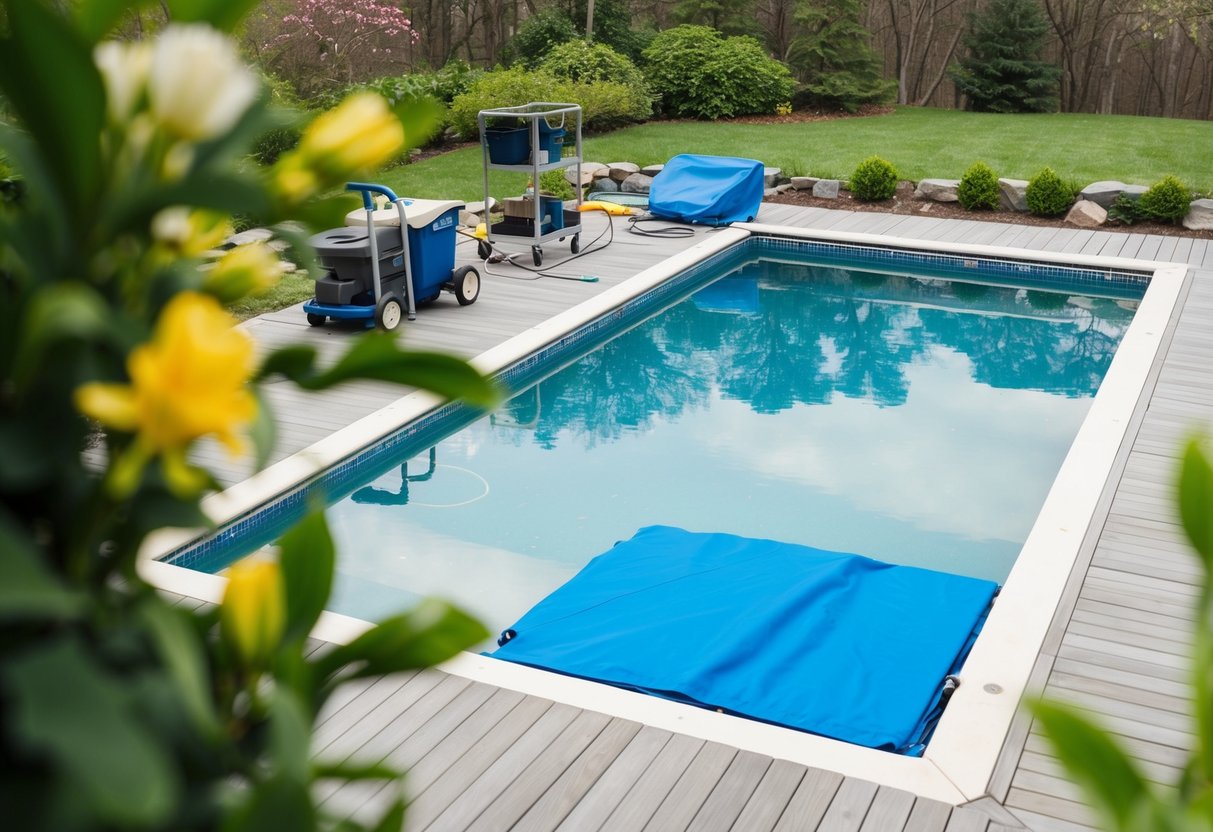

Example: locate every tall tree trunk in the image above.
[586,0,596,41]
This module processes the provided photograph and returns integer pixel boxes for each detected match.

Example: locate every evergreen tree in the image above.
[788,0,895,112]
[673,0,761,38]
[948,0,1061,113]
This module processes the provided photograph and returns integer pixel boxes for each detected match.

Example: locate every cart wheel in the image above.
[570,234,580,255]
[375,294,403,331]
[452,266,480,306]
[532,246,543,267]
[306,312,326,327]
[477,240,492,260]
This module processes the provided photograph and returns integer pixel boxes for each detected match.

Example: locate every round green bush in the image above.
[542,40,645,88]
[1025,167,1074,217]
[957,161,1001,210]
[1138,175,1192,224]
[501,8,578,68]
[642,26,794,119]
[849,156,899,201]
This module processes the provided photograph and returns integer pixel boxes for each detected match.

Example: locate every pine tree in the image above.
[789,0,896,113]
[948,0,1061,113]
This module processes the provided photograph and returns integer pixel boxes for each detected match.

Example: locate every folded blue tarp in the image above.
[648,154,764,226]
[492,526,997,755]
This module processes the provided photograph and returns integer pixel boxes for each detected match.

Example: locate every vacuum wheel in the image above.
[477,240,492,260]
[452,266,480,306]
[306,312,326,327]
[532,246,543,267]
[570,234,580,255]
[375,293,403,331]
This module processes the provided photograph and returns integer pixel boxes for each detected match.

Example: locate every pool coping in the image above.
[139,223,1189,806]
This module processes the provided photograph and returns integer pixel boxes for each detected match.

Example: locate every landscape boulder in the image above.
[915,179,960,202]
[1079,180,1130,208]
[621,173,654,193]
[812,179,840,199]
[763,167,782,188]
[1184,198,1213,231]
[640,164,665,177]
[607,162,640,182]
[998,178,1029,212]
[790,176,819,191]
[1065,199,1108,228]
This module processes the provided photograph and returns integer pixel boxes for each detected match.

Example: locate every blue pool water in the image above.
[177,245,1142,631]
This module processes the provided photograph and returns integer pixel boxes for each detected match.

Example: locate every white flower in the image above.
[148,24,259,142]
[94,40,152,124]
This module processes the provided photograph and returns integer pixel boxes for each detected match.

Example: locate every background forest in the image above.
[201,0,1213,121]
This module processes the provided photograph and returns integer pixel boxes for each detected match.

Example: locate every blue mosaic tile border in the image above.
[166,234,1151,572]
[754,236,1150,298]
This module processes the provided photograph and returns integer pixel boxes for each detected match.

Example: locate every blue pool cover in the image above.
[492,526,998,755]
[648,154,764,226]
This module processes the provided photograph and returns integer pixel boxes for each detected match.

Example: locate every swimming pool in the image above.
[151,225,1186,803]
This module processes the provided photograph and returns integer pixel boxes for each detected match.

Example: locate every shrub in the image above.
[957,161,1001,210]
[1025,167,1074,217]
[1106,193,1144,226]
[1139,175,1193,224]
[539,169,576,200]
[502,8,579,67]
[448,67,652,138]
[642,25,794,119]
[250,122,304,166]
[849,156,899,201]
[948,0,1060,113]
[542,40,647,89]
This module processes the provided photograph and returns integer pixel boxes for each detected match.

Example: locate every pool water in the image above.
[313,257,1137,630]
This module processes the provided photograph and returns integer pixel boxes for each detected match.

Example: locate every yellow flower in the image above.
[75,292,257,458]
[204,242,285,302]
[148,24,259,142]
[151,207,233,257]
[221,557,286,670]
[271,93,403,203]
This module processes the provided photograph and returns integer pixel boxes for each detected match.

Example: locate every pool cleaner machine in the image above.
[303,182,480,331]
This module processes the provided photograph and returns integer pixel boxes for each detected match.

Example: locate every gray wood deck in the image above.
[194,205,1213,830]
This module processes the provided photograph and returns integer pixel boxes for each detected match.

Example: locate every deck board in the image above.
[164,204,1213,830]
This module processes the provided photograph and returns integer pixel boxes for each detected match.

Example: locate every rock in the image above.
[224,227,273,247]
[1065,199,1108,228]
[914,179,960,202]
[581,162,609,178]
[998,178,1029,212]
[790,176,819,191]
[590,177,620,193]
[763,167,782,188]
[1121,184,1148,200]
[1184,198,1213,230]
[1079,180,1130,208]
[764,187,779,199]
[464,197,496,215]
[564,168,595,187]
[621,172,654,193]
[640,164,665,177]
[812,179,840,199]
[776,183,794,194]
[607,162,640,182]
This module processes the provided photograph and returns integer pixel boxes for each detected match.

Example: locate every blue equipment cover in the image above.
[492,526,997,754]
[647,154,764,226]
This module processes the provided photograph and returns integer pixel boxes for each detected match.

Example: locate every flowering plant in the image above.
[0,2,496,830]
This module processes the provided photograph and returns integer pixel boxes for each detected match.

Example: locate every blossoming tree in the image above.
[0,1,496,829]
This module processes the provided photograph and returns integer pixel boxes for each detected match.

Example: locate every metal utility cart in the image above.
[478,102,582,266]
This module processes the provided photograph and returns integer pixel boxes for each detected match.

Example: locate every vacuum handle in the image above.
[346,182,398,210]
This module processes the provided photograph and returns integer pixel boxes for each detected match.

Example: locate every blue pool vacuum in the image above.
[303,182,480,331]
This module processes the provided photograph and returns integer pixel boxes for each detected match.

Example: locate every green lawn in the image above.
[376,106,1213,203]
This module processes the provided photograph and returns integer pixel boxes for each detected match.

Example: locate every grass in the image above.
[230,271,318,321]
[375,106,1213,203]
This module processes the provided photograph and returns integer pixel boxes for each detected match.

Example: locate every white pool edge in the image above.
[139,224,1188,806]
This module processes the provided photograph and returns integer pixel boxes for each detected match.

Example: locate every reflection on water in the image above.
[326,262,1137,630]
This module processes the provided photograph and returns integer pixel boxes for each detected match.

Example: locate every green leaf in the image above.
[13,282,112,391]
[312,759,401,782]
[103,172,271,241]
[0,510,83,620]
[395,95,445,152]
[137,598,222,740]
[76,0,157,41]
[1180,438,1213,573]
[316,598,488,683]
[290,193,362,235]
[366,796,406,832]
[278,510,335,643]
[4,637,179,827]
[249,387,277,472]
[256,345,320,383]
[268,689,312,783]
[222,774,316,832]
[1193,626,1213,791]
[1029,698,1155,830]
[0,0,105,214]
[164,0,263,31]
[288,333,500,410]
